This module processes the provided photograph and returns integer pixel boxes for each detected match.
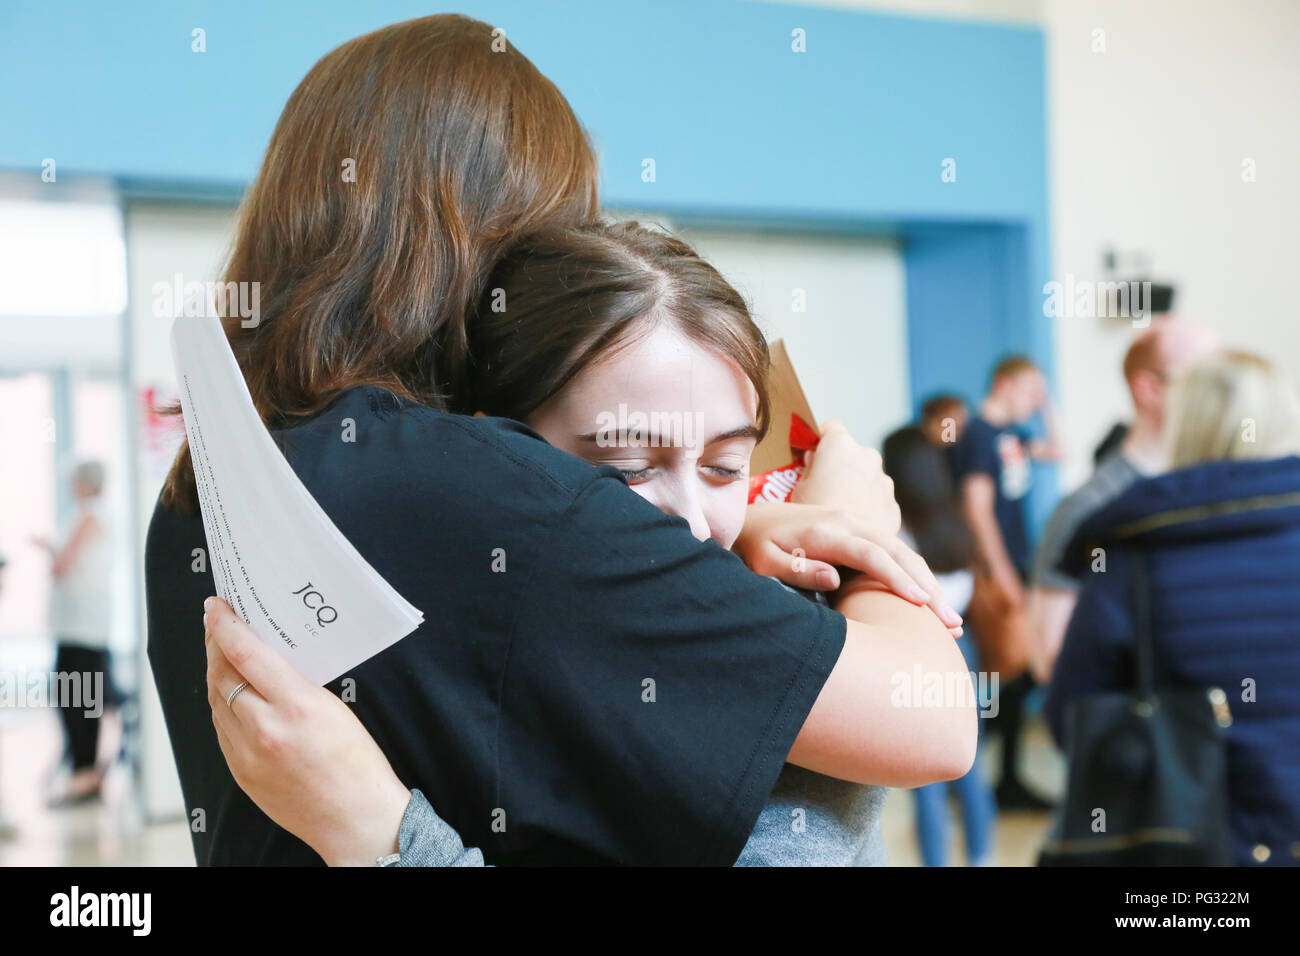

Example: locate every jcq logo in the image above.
[292,582,338,628]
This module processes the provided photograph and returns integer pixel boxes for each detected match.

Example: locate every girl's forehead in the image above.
[577,324,753,402]
[526,322,760,454]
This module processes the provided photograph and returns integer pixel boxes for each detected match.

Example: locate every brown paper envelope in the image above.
[751,339,820,475]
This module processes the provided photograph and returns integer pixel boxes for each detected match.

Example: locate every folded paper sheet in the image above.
[171,315,423,685]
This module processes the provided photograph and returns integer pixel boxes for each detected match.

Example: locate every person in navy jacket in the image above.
[1046,350,1300,866]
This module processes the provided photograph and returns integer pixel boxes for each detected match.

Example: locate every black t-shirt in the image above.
[950,416,1032,577]
[146,386,846,866]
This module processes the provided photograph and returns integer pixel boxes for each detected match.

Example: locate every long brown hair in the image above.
[164,14,598,509]
[462,220,771,437]
[881,425,973,574]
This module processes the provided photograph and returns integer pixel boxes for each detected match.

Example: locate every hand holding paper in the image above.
[171,314,423,685]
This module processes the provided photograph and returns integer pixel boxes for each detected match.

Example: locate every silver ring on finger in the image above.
[226,680,249,709]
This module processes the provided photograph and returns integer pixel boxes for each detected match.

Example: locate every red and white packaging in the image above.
[748,412,821,503]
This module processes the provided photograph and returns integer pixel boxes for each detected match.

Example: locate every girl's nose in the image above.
[681,506,711,543]
[658,476,711,542]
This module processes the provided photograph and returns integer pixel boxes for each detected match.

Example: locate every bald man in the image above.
[1028,318,1220,682]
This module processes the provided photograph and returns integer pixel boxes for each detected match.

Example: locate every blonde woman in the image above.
[1045,350,1300,866]
[1165,350,1300,467]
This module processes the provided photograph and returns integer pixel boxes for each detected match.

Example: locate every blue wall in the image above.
[0,0,1054,503]
[1,2,1047,214]
[906,223,1057,530]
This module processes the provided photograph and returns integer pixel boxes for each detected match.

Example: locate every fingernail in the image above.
[815,569,837,590]
[204,597,215,610]
[950,626,964,638]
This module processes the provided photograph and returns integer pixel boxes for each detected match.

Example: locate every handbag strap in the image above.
[1129,548,1157,699]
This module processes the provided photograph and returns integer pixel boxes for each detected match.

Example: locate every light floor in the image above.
[0,709,1062,867]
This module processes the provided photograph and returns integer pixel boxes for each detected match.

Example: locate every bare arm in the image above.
[961,474,1023,601]
[779,422,976,785]
[1027,398,1063,461]
[1028,585,1077,684]
[49,514,99,578]
[206,576,979,865]
[733,502,963,633]
[787,578,977,787]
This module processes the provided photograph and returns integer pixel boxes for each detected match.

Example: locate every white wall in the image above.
[680,229,911,448]
[759,0,1300,488]
[124,202,238,823]
[1044,0,1300,485]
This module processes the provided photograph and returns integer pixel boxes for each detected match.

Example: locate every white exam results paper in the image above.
[170,314,423,685]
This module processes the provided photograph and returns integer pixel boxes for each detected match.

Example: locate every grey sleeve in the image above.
[1032,498,1085,592]
[393,789,488,867]
[1034,459,1140,591]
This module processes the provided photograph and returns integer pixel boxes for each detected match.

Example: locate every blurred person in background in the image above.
[920,393,969,482]
[1091,284,1178,465]
[1047,350,1300,866]
[1028,319,1220,682]
[921,393,969,450]
[952,356,1060,811]
[31,460,119,806]
[884,425,996,866]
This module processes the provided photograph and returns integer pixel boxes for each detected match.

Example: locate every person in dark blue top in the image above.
[949,359,1050,580]
[1047,351,1300,865]
[950,355,1060,811]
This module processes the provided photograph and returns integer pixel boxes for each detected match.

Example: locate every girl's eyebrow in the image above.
[705,424,762,445]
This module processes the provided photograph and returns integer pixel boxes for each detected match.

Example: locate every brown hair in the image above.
[920,393,966,425]
[463,220,770,436]
[991,354,1039,385]
[164,14,598,509]
[1123,328,1164,383]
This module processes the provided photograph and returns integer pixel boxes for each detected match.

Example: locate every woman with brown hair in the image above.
[202,220,975,866]
[148,15,970,866]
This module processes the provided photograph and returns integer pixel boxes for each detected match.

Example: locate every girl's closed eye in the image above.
[594,456,655,482]
[702,461,747,481]
[701,437,757,482]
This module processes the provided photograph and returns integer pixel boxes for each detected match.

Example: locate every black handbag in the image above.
[1037,549,1235,866]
